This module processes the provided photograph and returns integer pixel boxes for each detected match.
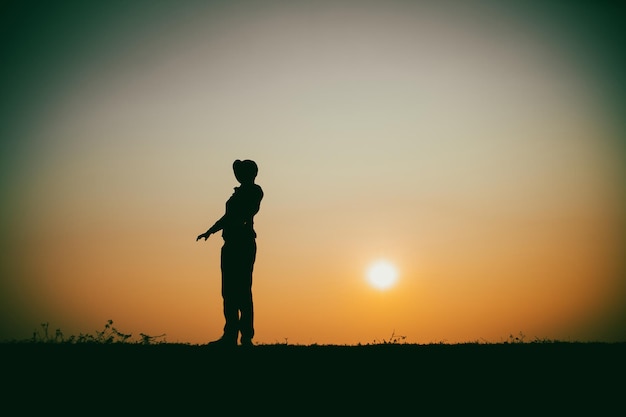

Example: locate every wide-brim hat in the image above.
[233,159,258,180]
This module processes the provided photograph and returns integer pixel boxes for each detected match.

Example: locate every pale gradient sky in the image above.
[1,0,625,344]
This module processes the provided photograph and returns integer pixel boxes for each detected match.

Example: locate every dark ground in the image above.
[2,342,623,414]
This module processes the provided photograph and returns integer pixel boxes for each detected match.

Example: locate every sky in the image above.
[1,0,625,345]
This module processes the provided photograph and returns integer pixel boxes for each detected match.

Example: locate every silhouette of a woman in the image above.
[197,159,264,347]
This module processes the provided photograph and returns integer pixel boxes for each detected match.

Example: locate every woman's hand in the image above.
[196,231,211,241]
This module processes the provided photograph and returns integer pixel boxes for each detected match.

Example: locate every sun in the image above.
[366,260,398,290]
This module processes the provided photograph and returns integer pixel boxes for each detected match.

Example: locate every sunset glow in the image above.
[367,260,398,290]
[0,1,624,346]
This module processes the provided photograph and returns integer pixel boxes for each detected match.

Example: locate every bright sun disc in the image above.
[366,260,398,290]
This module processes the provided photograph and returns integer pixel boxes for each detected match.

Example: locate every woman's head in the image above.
[233,159,258,184]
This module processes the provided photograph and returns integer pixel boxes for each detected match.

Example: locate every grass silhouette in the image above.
[3,320,620,347]
[12,320,578,347]
[28,320,167,345]
[1,320,623,413]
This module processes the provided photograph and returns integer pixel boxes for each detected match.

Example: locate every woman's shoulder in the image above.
[238,183,264,198]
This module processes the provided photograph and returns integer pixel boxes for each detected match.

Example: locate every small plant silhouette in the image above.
[372,330,407,345]
[504,331,526,344]
[30,320,166,345]
[139,332,167,345]
[32,322,65,343]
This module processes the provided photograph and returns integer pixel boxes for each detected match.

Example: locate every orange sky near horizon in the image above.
[1,1,625,345]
